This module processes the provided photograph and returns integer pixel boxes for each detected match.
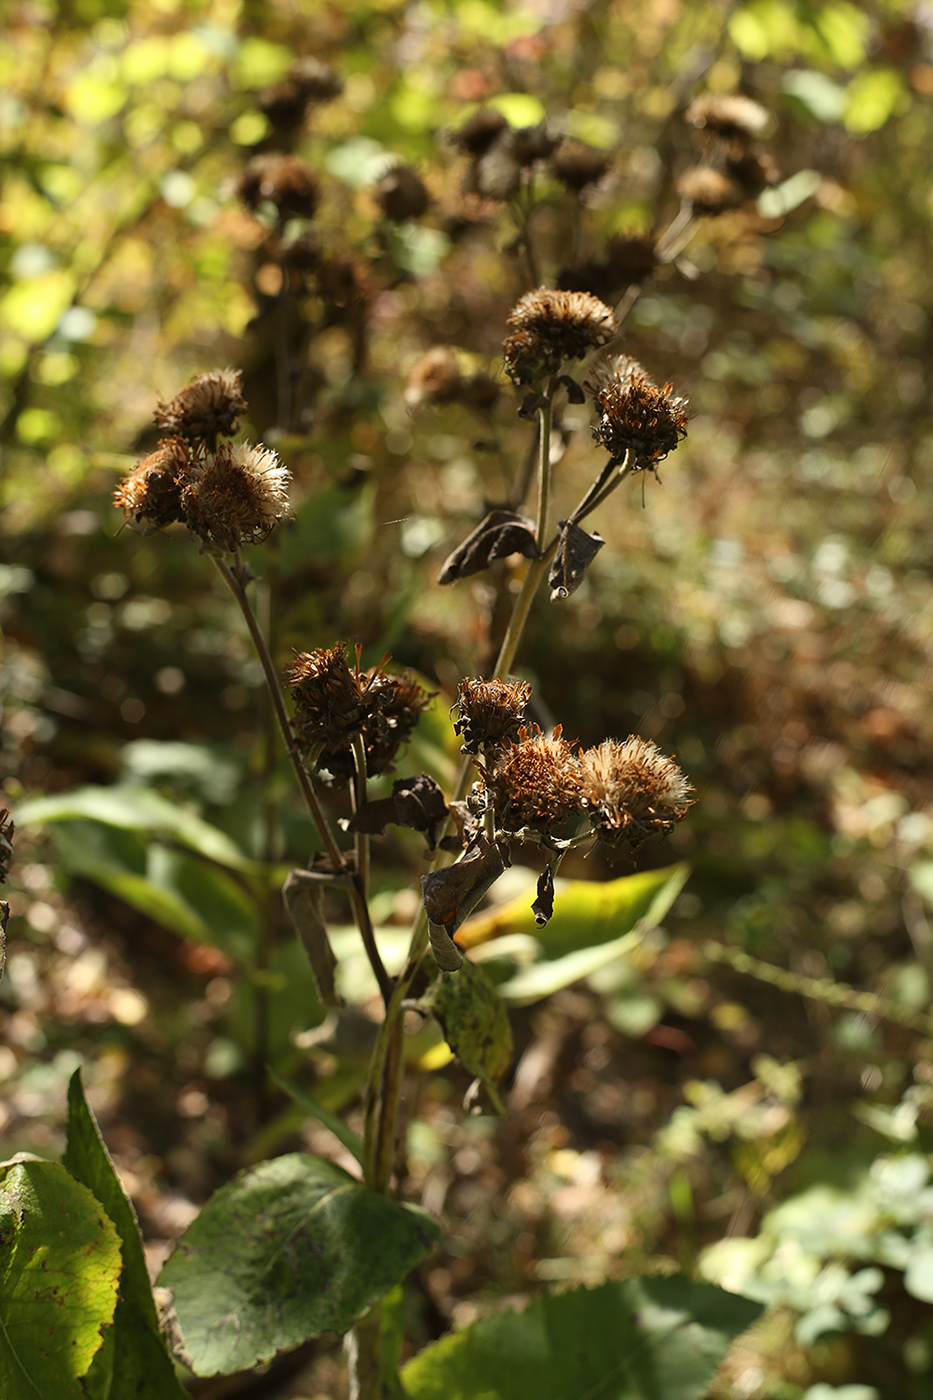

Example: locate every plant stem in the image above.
[351,734,392,1005]
[212,555,347,873]
[346,1303,384,1400]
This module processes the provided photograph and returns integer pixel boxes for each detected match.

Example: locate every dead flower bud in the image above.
[686,93,769,142]
[180,442,291,553]
[154,368,246,451]
[677,165,744,215]
[235,153,320,221]
[114,438,193,530]
[376,164,430,222]
[578,737,694,850]
[482,725,582,833]
[0,808,14,883]
[551,137,613,192]
[449,107,510,157]
[727,147,779,198]
[587,355,688,468]
[454,677,533,755]
[503,287,617,386]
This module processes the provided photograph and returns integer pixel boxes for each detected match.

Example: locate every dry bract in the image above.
[180,443,291,553]
[588,355,688,467]
[154,369,246,450]
[454,678,533,754]
[503,287,617,385]
[114,438,192,529]
[578,737,694,848]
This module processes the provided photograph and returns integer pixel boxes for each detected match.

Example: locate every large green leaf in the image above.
[0,1157,122,1400]
[159,1153,442,1376]
[17,783,253,872]
[39,818,259,962]
[63,1070,188,1400]
[400,1276,762,1400]
[459,864,688,961]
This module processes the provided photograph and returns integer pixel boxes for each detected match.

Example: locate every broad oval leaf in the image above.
[159,1153,442,1377]
[427,959,513,1105]
[400,1275,762,1400]
[0,1157,122,1400]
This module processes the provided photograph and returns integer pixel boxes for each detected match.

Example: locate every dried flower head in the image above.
[449,108,510,156]
[235,153,320,221]
[686,93,769,141]
[259,57,344,130]
[508,123,559,166]
[0,808,14,883]
[404,347,463,408]
[677,165,744,215]
[454,678,533,754]
[180,443,290,553]
[587,355,688,467]
[465,142,523,202]
[558,237,658,304]
[482,725,582,832]
[285,646,432,781]
[503,288,617,386]
[551,137,613,192]
[375,165,429,222]
[727,148,779,199]
[114,438,193,530]
[154,369,246,451]
[578,737,693,849]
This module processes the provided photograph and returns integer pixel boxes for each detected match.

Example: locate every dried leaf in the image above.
[282,869,344,1007]
[421,835,510,972]
[438,510,538,585]
[518,391,547,419]
[532,865,555,926]
[347,774,449,850]
[556,373,586,404]
[548,519,605,600]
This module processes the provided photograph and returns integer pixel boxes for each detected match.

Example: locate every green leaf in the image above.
[460,864,688,961]
[16,783,252,871]
[426,959,512,1109]
[63,1070,189,1400]
[159,1153,442,1376]
[0,1157,122,1399]
[843,69,907,134]
[400,1276,762,1400]
[268,1068,365,1165]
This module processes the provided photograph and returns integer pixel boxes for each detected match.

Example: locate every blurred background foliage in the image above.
[3,0,933,1394]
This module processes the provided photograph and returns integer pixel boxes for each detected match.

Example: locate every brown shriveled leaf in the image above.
[282,869,344,1007]
[437,510,538,585]
[347,774,449,850]
[421,836,510,971]
[532,865,556,926]
[548,519,605,600]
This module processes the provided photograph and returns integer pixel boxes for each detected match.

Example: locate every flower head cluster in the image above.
[587,355,688,468]
[114,371,291,553]
[235,153,320,221]
[453,678,532,755]
[502,288,617,386]
[578,737,694,849]
[284,645,433,782]
[679,91,775,217]
[453,111,558,203]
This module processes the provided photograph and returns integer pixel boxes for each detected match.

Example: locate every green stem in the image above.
[346,1302,384,1400]
[351,734,392,1006]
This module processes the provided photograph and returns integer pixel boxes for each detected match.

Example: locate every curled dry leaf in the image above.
[421,835,511,971]
[282,869,344,1008]
[437,509,538,585]
[347,773,449,850]
[548,520,605,600]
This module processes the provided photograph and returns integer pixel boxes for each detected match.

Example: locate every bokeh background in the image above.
[3,0,933,1395]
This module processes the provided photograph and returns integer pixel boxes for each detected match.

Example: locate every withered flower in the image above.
[551,137,613,192]
[686,93,769,142]
[114,438,192,530]
[558,236,658,304]
[578,737,694,849]
[482,725,582,833]
[259,57,344,133]
[449,108,510,156]
[405,347,463,408]
[677,165,744,215]
[361,671,435,778]
[235,153,320,221]
[587,355,688,468]
[0,809,14,883]
[508,123,559,166]
[180,443,291,553]
[154,369,246,451]
[727,148,779,199]
[465,142,523,201]
[375,165,429,222]
[503,287,617,386]
[454,677,533,755]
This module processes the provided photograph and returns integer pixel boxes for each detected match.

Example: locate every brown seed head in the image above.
[578,737,693,849]
[449,108,510,156]
[258,58,344,129]
[180,442,291,553]
[508,123,559,167]
[587,355,688,467]
[0,808,14,883]
[686,93,769,142]
[465,142,523,201]
[726,147,779,198]
[404,347,463,408]
[677,165,744,215]
[114,438,193,530]
[503,288,617,386]
[375,164,430,222]
[153,369,246,450]
[235,153,320,221]
[482,725,582,832]
[361,671,435,778]
[454,677,533,755]
[551,137,613,192]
